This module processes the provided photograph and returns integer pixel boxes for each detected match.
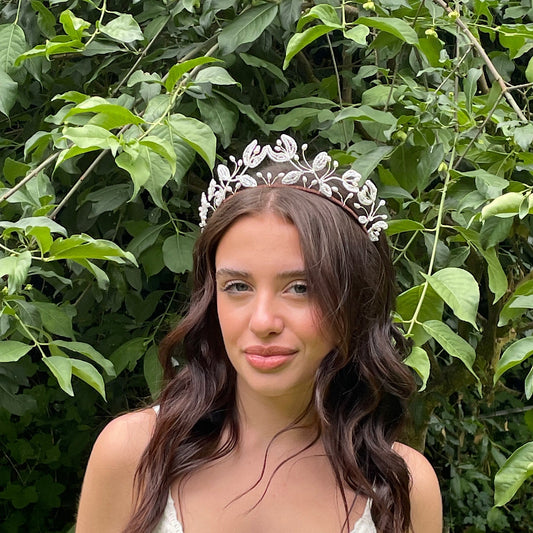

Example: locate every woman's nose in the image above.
[248,293,283,338]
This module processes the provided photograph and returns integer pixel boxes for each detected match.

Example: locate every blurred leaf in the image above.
[219,4,278,55]
[0,23,27,75]
[165,56,221,92]
[162,233,195,273]
[70,359,106,399]
[109,337,147,375]
[0,70,18,117]
[284,25,336,69]
[143,344,163,400]
[355,17,419,45]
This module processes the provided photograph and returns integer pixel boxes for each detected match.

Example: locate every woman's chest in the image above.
[172,452,365,533]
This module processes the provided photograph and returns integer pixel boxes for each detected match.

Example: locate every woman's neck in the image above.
[234,382,319,449]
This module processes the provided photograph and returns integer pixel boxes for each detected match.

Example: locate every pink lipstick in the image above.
[244,346,296,370]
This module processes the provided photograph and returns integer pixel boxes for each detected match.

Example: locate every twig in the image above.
[111,15,172,97]
[49,150,108,220]
[453,92,504,169]
[1,152,60,203]
[478,405,533,420]
[432,0,528,123]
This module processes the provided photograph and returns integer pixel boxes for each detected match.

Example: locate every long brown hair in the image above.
[126,182,415,533]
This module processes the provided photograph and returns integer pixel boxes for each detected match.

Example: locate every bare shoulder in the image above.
[394,442,443,533]
[91,408,156,466]
[76,408,157,533]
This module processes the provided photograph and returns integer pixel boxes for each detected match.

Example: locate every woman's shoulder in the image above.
[76,408,157,533]
[92,408,157,465]
[393,442,443,533]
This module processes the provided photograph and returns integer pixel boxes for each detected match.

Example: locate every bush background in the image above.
[1,1,532,531]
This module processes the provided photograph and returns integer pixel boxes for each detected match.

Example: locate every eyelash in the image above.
[221,281,308,295]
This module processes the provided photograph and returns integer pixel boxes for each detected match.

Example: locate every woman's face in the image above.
[215,212,335,402]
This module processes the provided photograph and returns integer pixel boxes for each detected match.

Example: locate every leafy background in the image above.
[0,0,532,531]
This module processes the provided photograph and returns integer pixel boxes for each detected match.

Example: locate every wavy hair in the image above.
[125,179,415,533]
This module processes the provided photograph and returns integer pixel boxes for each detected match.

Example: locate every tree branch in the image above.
[432,0,528,122]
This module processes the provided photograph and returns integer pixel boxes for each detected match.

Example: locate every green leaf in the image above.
[481,246,507,303]
[355,17,419,45]
[494,442,533,507]
[396,284,443,345]
[61,125,117,150]
[0,251,31,294]
[526,56,533,83]
[0,341,32,363]
[143,344,163,400]
[70,359,106,399]
[32,302,74,338]
[99,14,143,43]
[165,56,221,92]
[59,10,90,40]
[465,68,482,114]
[422,320,479,384]
[110,337,147,375]
[296,4,342,32]
[344,25,370,45]
[218,4,278,55]
[239,53,288,85]
[269,107,320,131]
[284,24,336,69]
[494,338,533,384]
[162,233,195,273]
[481,192,526,219]
[139,136,177,173]
[53,340,115,377]
[74,258,109,290]
[197,97,238,149]
[526,367,533,400]
[404,346,430,391]
[48,235,136,264]
[168,114,216,169]
[195,66,240,87]
[385,219,425,236]
[334,105,397,128]
[65,97,144,129]
[423,268,480,328]
[0,70,18,117]
[43,356,73,396]
[499,279,533,326]
[0,23,27,75]
[0,217,67,237]
[31,1,56,39]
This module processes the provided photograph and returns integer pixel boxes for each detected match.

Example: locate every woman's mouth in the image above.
[243,346,297,370]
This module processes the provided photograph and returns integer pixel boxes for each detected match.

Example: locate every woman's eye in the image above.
[288,282,308,295]
[223,281,250,293]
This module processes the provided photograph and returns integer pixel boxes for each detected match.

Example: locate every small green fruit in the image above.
[438,161,448,173]
[363,1,375,11]
[448,10,460,20]
[425,28,438,38]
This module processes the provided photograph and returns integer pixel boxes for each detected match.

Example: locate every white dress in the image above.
[151,407,377,533]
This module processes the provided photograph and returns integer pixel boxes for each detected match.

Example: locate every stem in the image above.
[406,147,456,336]
[15,315,47,359]
[453,92,504,169]
[326,34,349,146]
[49,150,107,220]
[84,0,107,49]
[1,152,60,203]
[112,14,171,97]
[432,0,528,122]
[14,0,22,24]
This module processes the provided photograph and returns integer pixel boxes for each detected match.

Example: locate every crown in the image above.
[199,134,388,241]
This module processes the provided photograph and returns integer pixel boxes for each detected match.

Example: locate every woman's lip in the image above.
[244,345,297,356]
[244,353,295,370]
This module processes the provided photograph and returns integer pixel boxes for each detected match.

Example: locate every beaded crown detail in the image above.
[199,135,388,241]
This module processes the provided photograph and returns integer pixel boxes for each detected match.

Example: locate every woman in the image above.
[76,136,442,533]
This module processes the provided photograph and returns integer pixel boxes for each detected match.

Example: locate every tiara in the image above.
[199,134,388,241]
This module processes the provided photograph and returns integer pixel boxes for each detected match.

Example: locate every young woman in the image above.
[76,136,442,533]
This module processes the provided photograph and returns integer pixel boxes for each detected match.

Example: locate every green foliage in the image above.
[1,0,532,531]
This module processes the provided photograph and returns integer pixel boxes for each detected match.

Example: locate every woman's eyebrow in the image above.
[215,268,306,280]
[215,268,249,279]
